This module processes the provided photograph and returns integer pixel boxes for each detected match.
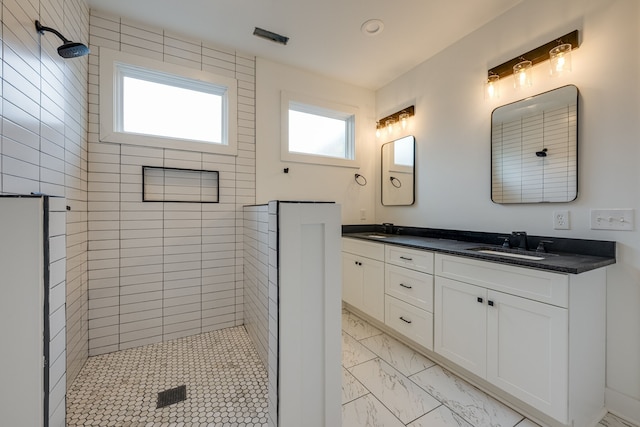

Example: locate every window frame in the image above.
[99,47,238,155]
[281,91,359,168]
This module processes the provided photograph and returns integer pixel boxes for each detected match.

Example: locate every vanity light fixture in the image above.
[513,59,533,88]
[485,74,500,99]
[399,112,410,129]
[385,119,394,135]
[376,105,415,137]
[487,30,579,86]
[549,43,572,76]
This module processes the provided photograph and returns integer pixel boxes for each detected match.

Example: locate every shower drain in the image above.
[156,385,187,408]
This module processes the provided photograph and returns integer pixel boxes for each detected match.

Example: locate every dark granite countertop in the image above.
[342,225,616,274]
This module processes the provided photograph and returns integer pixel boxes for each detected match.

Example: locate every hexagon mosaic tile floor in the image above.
[66,326,268,427]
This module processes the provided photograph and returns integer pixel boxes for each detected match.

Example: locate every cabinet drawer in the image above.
[385,295,433,350]
[385,264,433,311]
[435,254,568,307]
[342,237,384,261]
[385,245,434,274]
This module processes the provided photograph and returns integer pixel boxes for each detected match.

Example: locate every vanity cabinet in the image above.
[434,253,605,426]
[342,238,385,322]
[384,246,434,350]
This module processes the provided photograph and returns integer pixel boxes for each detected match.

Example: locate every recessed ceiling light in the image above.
[361,19,384,36]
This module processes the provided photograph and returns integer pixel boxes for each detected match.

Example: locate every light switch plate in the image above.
[553,210,570,230]
[590,209,634,231]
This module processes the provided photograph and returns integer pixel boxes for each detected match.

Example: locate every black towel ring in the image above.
[354,173,367,186]
[390,176,402,188]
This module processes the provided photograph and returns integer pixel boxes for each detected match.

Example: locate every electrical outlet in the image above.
[553,210,570,230]
[590,209,634,231]
[360,209,366,220]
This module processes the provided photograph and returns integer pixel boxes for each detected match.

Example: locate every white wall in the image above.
[0,0,89,386]
[86,10,256,355]
[255,58,377,224]
[375,0,640,422]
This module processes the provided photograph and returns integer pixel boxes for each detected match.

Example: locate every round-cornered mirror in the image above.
[381,135,415,206]
[491,85,578,203]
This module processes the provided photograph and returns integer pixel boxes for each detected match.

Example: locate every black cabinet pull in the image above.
[399,283,413,289]
[399,256,413,261]
[354,261,362,266]
[477,297,483,303]
[399,316,412,324]
[488,300,494,306]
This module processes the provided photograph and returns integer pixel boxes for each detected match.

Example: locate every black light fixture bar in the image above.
[488,30,579,79]
[376,105,415,129]
[253,27,289,45]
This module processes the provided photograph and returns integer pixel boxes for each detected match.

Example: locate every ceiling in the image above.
[86,0,523,90]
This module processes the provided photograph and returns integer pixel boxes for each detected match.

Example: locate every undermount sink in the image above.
[470,247,547,261]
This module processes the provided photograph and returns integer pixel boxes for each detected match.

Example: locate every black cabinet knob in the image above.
[488,300,494,306]
[477,297,483,303]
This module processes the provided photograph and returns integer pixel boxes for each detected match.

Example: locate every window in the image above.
[100,48,237,155]
[281,92,358,167]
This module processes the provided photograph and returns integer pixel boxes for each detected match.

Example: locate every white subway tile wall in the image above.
[87,9,256,355]
[267,200,279,427]
[48,197,68,427]
[243,203,279,427]
[1,0,90,390]
[243,205,270,365]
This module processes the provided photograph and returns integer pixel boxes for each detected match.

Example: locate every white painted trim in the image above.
[280,90,360,168]
[99,47,238,155]
[605,388,640,426]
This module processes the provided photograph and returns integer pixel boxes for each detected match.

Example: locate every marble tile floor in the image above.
[66,309,637,427]
[341,309,636,427]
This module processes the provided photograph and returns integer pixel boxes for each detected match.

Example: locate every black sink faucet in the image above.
[512,231,528,250]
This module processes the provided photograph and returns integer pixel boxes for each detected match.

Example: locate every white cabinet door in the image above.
[342,252,385,322]
[361,258,385,322]
[486,290,568,422]
[434,277,487,377]
[342,252,363,308]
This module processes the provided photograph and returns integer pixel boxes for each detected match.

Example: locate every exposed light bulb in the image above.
[399,112,409,129]
[549,43,572,76]
[513,60,532,88]
[485,74,500,100]
[385,119,394,135]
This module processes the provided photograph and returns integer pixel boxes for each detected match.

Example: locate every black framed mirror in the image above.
[491,85,578,203]
[381,135,415,206]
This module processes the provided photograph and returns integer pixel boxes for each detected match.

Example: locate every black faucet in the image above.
[511,231,528,250]
[382,223,394,234]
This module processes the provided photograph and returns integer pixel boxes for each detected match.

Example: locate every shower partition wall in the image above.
[243,201,342,427]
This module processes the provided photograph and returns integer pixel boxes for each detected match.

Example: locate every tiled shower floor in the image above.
[67,311,636,427]
[66,326,269,426]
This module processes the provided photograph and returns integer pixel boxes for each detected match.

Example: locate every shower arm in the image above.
[35,20,71,44]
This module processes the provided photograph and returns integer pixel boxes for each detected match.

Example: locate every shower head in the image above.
[57,41,90,58]
[35,20,90,58]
